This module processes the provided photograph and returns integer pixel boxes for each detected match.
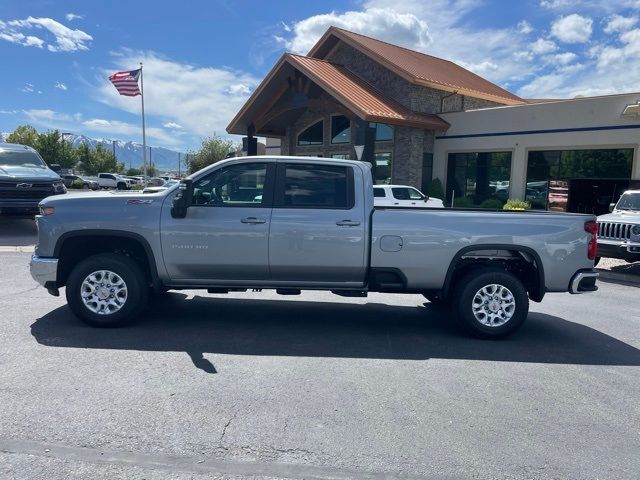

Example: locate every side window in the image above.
[391,188,410,200]
[373,187,386,198]
[192,163,269,207]
[98,174,106,179]
[276,164,353,209]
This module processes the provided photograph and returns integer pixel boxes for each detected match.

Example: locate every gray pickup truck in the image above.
[30,156,599,338]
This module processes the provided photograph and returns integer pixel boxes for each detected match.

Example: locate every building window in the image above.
[331,153,350,159]
[421,153,433,193]
[297,120,323,146]
[526,149,633,212]
[369,122,394,142]
[374,152,392,184]
[446,152,512,208]
[331,115,351,144]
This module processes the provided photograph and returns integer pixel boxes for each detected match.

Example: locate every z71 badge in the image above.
[127,199,154,205]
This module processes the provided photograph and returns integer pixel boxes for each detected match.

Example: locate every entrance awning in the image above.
[227,53,449,136]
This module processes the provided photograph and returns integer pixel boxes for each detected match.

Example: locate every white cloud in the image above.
[531,38,558,54]
[552,51,578,64]
[64,13,84,22]
[277,7,431,54]
[96,50,259,140]
[603,14,638,33]
[540,0,572,8]
[55,81,67,90]
[20,83,34,93]
[4,16,92,52]
[517,20,534,34]
[163,122,183,129]
[551,14,593,43]
[23,109,78,123]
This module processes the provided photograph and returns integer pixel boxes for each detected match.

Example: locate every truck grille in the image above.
[598,222,632,241]
[0,182,56,201]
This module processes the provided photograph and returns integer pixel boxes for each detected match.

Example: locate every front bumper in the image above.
[30,255,59,293]
[569,269,599,294]
[597,240,640,261]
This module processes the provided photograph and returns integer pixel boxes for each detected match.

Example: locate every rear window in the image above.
[373,187,386,198]
[277,164,352,209]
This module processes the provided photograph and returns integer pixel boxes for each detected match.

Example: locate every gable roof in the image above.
[226,53,449,135]
[309,27,526,106]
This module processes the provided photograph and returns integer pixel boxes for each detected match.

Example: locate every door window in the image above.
[373,187,386,198]
[192,163,270,207]
[276,164,353,209]
[392,187,424,200]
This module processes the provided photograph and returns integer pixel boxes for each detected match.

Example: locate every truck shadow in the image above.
[31,293,640,373]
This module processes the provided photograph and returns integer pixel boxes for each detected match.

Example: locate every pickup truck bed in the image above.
[30,156,598,338]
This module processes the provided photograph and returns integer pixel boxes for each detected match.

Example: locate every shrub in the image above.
[479,198,504,209]
[425,178,444,200]
[453,196,474,208]
[503,198,531,210]
[70,179,84,189]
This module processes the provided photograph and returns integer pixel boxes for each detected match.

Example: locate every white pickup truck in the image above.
[96,173,129,190]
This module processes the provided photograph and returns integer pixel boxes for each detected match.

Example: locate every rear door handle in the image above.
[241,217,266,224]
[336,220,361,227]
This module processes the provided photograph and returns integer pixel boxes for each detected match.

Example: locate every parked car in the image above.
[96,173,129,190]
[374,185,444,208]
[142,179,178,194]
[147,177,166,187]
[30,156,599,338]
[596,190,640,263]
[0,143,66,216]
[62,174,99,190]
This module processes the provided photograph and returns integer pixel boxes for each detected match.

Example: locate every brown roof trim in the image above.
[308,26,526,106]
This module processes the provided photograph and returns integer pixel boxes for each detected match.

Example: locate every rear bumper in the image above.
[569,269,599,294]
[30,255,59,292]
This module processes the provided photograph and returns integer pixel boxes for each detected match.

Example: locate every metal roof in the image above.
[286,54,449,130]
[309,27,526,106]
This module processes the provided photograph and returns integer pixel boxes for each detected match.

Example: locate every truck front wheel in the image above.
[66,253,148,327]
[452,268,529,338]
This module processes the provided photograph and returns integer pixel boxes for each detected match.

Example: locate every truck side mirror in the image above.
[609,203,615,213]
[171,179,193,218]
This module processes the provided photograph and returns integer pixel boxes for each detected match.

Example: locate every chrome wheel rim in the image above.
[80,270,128,315]
[471,284,515,327]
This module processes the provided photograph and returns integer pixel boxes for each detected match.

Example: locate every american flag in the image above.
[109,69,141,97]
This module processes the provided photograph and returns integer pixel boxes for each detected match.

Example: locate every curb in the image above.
[0,246,35,253]
[596,269,640,287]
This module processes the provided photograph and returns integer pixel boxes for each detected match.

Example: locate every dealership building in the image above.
[228,26,640,214]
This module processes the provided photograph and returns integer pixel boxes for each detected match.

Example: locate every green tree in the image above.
[34,130,76,169]
[6,125,39,148]
[425,178,444,199]
[77,143,124,176]
[185,134,236,174]
[126,167,142,176]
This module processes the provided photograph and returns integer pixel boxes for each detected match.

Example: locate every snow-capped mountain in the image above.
[0,132,186,172]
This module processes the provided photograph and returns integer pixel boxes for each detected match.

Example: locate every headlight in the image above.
[53,182,66,193]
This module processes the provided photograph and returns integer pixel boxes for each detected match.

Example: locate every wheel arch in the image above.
[441,244,546,302]
[54,230,160,289]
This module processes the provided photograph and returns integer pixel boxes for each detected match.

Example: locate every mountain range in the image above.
[0,132,186,172]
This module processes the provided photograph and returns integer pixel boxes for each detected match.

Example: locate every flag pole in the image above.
[139,62,148,184]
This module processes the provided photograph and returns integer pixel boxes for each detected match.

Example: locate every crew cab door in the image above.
[160,161,275,282]
[268,162,367,286]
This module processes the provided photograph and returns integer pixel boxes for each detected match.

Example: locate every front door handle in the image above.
[336,219,361,227]
[241,217,266,224]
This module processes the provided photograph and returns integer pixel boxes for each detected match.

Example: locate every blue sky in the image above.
[1,0,639,152]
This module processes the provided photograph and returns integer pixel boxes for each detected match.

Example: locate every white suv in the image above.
[373,185,444,208]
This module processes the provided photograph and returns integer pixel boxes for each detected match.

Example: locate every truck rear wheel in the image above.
[66,253,148,327]
[452,268,529,338]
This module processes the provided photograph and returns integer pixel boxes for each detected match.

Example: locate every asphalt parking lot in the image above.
[0,221,639,479]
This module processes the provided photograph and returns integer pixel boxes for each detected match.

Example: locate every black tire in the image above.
[452,268,529,339]
[82,183,90,190]
[116,182,126,190]
[422,292,447,305]
[66,253,149,327]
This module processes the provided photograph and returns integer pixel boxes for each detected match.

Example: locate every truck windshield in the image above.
[616,193,640,211]
[0,150,46,168]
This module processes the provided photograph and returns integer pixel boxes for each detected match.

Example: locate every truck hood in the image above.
[40,189,170,207]
[0,165,61,182]
[597,211,640,222]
